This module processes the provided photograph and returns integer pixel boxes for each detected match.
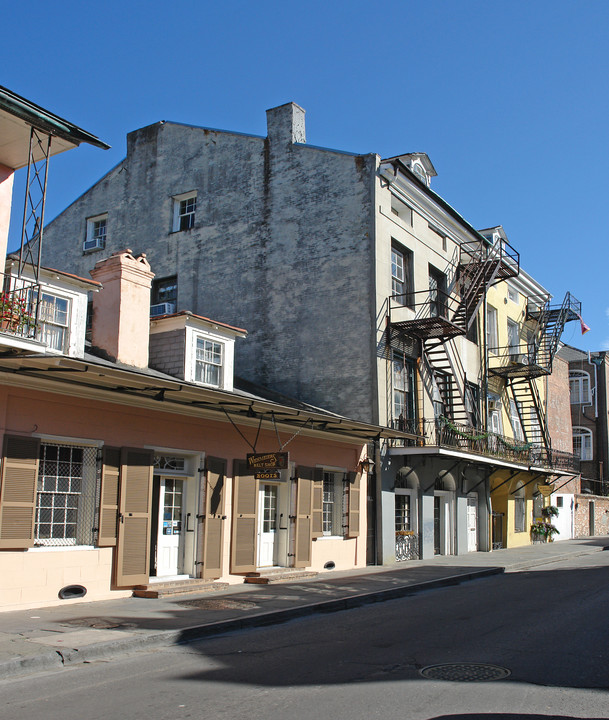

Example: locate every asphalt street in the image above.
[2,550,609,720]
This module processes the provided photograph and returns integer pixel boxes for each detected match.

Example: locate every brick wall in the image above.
[546,354,572,452]
[574,494,609,537]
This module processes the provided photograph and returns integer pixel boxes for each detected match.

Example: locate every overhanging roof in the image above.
[0,353,418,444]
[0,85,110,170]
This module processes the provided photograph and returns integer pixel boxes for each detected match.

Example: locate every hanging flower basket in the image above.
[541,505,559,518]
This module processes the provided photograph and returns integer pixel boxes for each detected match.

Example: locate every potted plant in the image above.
[0,292,37,335]
[531,520,560,542]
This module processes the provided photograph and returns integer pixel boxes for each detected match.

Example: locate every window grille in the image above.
[35,443,100,546]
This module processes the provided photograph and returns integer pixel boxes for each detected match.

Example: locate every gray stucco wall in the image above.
[42,111,379,423]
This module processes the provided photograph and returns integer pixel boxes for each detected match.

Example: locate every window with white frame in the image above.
[572,426,593,461]
[569,370,591,404]
[35,443,99,546]
[84,214,107,252]
[38,292,70,352]
[395,492,411,532]
[391,242,413,307]
[322,471,347,536]
[173,193,197,231]
[507,319,520,357]
[486,305,498,353]
[194,336,223,387]
[507,285,519,304]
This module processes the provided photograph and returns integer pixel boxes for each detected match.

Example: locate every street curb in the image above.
[0,566,503,680]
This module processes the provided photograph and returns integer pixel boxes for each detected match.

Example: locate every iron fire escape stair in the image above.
[508,376,551,455]
[424,337,478,427]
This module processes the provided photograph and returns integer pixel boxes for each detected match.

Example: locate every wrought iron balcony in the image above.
[0,281,39,342]
[390,417,580,473]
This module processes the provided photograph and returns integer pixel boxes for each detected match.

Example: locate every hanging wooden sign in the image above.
[247,452,289,471]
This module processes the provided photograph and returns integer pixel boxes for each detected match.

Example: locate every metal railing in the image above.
[0,281,40,341]
[390,417,580,472]
[389,289,463,328]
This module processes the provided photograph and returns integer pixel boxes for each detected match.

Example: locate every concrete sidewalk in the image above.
[1,536,607,680]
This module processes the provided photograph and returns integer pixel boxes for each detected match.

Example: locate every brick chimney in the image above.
[90,249,154,368]
[266,102,306,145]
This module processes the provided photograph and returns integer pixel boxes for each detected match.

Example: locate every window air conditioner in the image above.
[488,399,501,411]
[150,302,176,317]
[83,236,105,252]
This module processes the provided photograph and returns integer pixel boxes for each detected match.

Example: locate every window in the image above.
[556,496,564,508]
[488,395,502,434]
[569,370,591,404]
[465,382,480,425]
[428,265,447,318]
[507,319,520,357]
[514,492,526,533]
[194,337,223,386]
[572,427,593,461]
[173,193,197,231]
[392,352,416,431]
[151,276,178,313]
[507,285,519,303]
[323,471,347,536]
[38,292,70,351]
[35,443,99,546]
[390,195,413,225]
[395,493,411,532]
[509,400,524,441]
[84,214,107,252]
[412,162,427,184]
[391,242,413,306]
[486,305,498,353]
[433,371,451,420]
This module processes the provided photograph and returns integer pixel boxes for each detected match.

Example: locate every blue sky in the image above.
[3,0,607,351]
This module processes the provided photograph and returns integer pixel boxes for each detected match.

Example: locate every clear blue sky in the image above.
[4,0,608,351]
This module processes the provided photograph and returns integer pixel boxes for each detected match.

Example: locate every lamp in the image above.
[359,458,375,473]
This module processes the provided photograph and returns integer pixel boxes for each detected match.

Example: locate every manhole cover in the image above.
[420,663,511,682]
[178,598,259,610]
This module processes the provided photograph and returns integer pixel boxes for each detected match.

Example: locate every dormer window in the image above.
[38,291,70,352]
[194,336,223,387]
[412,162,427,184]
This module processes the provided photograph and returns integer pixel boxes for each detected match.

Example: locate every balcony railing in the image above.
[390,417,580,473]
[388,289,465,339]
[0,282,39,341]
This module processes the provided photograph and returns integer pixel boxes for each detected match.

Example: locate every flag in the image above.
[577,314,590,335]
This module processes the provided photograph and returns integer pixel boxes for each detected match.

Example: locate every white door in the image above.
[257,484,278,567]
[467,495,478,552]
[156,478,184,577]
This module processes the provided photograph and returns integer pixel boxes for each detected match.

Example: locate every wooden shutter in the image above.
[347,471,361,538]
[230,459,258,574]
[98,447,121,547]
[0,435,40,549]
[202,456,226,580]
[312,467,324,538]
[294,466,314,567]
[114,448,153,587]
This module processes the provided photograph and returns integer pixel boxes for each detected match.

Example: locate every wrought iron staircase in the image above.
[424,337,481,427]
[508,376,551,455]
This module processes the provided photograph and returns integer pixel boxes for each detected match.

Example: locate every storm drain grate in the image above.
[420,663,511,682]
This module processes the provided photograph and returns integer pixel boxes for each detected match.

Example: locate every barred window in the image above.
[35,444,99,546]
[395,494,411,532]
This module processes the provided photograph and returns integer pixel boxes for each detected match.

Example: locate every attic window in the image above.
[194,336,224,387]
[412,162,427,184]
[390,195,413,225]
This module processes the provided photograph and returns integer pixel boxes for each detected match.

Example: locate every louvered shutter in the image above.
[347,471,361,537]
[0,435,40,549]
[114,448,153,587]
[230,459,258,573]
[294,466,314,567]
[98,447,121,547]
[202,456,226,580]
[312,467,324,538]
